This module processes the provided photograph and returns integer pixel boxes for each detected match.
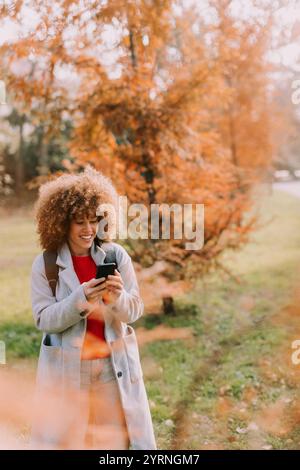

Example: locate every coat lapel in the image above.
[56,241,107,293]
[90,240,107,266]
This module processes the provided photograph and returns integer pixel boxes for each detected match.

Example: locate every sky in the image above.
[0,1,299,75]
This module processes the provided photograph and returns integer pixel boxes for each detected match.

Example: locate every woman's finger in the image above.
[93,282,107,292]
[106,278,122,284]
[94,286,107,294]
[106,284,123,294]
[107,286,122,294]
[90,277,105,286]
[107,283,122,290]
[108,271,122,279]
[106,279,123,287]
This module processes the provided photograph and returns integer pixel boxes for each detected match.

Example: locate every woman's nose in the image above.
[83,221,93,231]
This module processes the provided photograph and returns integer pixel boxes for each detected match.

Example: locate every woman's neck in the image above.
[68,243,90,257]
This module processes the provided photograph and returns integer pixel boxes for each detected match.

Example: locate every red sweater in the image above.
[71,255,109,359]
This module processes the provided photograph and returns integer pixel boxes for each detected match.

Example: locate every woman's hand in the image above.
[83,277,106,303]
[103,270,124,305]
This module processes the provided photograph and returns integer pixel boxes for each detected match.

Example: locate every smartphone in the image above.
[96,263,117,280]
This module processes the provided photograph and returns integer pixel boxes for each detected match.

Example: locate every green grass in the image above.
[1,188,300,449]
[136,188,300,449]
[0,212,41,357]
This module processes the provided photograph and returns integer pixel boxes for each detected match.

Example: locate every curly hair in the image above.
[34,166,119,251]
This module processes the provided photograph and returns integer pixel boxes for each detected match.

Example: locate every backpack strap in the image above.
[43,250,59,297]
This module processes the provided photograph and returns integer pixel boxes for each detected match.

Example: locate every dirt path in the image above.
[273,181,300,199]
[170,275,300,450]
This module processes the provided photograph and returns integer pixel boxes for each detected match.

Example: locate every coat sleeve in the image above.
[31,254,89,334]
[107,244,144,324]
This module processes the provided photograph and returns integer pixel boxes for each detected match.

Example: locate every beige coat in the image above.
[30,241,156,450]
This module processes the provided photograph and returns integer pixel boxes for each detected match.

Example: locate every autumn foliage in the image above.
[0,0,278,285]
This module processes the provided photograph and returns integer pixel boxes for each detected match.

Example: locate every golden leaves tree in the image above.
[1,0,278,302]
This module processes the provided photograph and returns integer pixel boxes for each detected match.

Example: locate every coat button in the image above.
[117,371,122,378]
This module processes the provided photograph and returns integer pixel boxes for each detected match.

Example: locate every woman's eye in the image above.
[74,219,98,225]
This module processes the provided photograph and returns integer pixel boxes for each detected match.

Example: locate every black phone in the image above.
[96,263,117,280]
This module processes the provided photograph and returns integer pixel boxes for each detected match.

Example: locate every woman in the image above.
[30,166,156,450]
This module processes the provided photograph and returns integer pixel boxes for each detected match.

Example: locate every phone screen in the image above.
[96,263,116,280]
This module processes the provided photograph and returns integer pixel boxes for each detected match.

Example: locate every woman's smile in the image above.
[79,235,93,241]
[68,216,99,255]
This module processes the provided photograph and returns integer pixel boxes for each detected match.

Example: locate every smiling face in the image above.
[68,213,100,256]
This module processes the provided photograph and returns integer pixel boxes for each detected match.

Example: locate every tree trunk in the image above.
[14,119,24,197]
[163,296,176,315]
[37,125,49,176]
